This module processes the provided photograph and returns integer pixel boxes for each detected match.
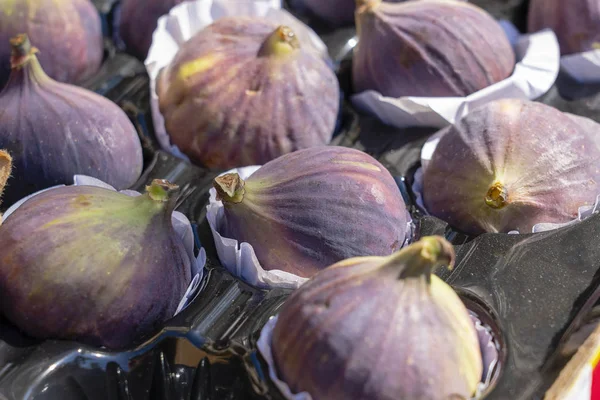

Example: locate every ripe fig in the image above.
[0,0,103,89]
[157,17,340,169]
[423,99,600,234]
[272,236,483,400]
[213,146,410,278]
[353,0,515,97]
[118,0,187,60]
[528,0,600,55]
[0,179,192,349]
[0,34,143,206]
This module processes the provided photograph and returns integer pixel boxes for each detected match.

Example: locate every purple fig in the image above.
[157,17,340,169]
[528,0,600,55]
[213,146,410,278]
[423,99,600,234]
[0,34,143,206]
[353,0,515,97]
[272,236,483,400]
[118,0,188,60]
[0,179,192,349]
[0,0,103,89]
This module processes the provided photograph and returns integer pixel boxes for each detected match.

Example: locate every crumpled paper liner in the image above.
[561,49,600,83]
[2,175,206,316]
[257,312,499,400]
[351,22,560,129]
[412,134,600,234]
[144,0,331,160]
[206,165,414,289]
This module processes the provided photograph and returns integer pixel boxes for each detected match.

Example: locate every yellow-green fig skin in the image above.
[0,180,192,349]
[272,236,483,400]
[423,99,600,235]
[353,0,514,98]
[157,17,340,170]
[0,0,103,89]
[213,146,411,278]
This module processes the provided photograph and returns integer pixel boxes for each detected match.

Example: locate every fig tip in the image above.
[485,182,508,209]
[258,25,300,57]
[214,173,246,203]
[145,179,179,202]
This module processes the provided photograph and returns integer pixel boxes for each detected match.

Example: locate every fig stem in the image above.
[381,236,455,283]
[258,26,300,58]
[0,150,12,224]
[485,182,508,209]
[214,173,246,204]
[356,0,381,13]
[145,179,180,202]
[9,34,39,69]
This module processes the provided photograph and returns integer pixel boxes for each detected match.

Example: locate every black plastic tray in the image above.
[4,0,600,399]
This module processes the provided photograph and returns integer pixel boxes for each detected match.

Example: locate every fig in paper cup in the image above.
[0,34,143,206]
[0,0,103,89]
[212,146,411,279]
[118,0,188,60]
[353,0,515,98]
[422,99,600,235]
[0,179,193,350]
[157,16,340,169]
[528,0,600,55]
[271,236,483,400]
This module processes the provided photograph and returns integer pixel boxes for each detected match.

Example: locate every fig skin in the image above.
[528,0,600,55]
[0,180,192,350]
[118,0,187,60]
[423,99,600,234]
[0,35,143,206]
[0,0,103,89]
[157,17,340,169]
[298,0,465,27]
[213,146,410,278]
[272,236,482,400]
[353,0,515,97]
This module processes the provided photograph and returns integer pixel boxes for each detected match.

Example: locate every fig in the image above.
[0,0,103,89]
[213,146,410,278]
[272,236,483,400]
[157,17,340,169]
[353,0,515,97]
[528,0,600,55]
[118,0,187,60]
[423,99,600,234]
[0,179,192,349]
[0,34,143,206]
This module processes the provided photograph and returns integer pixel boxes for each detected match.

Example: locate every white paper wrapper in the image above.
[561,49,600,83]
[206,165,310,289]
[2,175,206,316]
[145,0,331,159]
[413,136,600,235]
[257,313,498,400]
[351,23,560,129]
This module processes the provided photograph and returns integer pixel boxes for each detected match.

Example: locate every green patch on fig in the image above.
[0,180,192,349]
[213,146,411,278]
[272,235,482,400]
[423,99,600,234]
